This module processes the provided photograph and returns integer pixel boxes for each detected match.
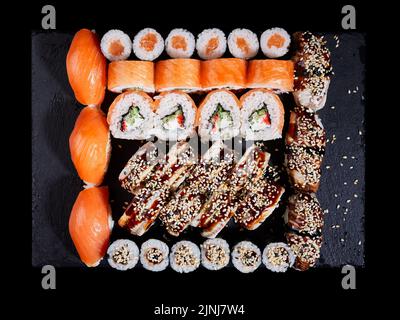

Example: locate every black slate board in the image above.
[31,31,365,268]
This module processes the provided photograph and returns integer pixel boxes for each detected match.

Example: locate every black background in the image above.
[22,0,379,314]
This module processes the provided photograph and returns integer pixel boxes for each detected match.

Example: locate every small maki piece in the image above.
[262,242,295,272]
[286,232,322,271]
[232,241,261,273]
[100,29,132,61]
[140,239,169,272]
[165,28,195,58]
[170,241,201,273]
[260,28,291,58]
[201,238,230,271]
[107,239,139,271]
[133,28,164,61]
[228,28,259,60]
[196,28,227,60]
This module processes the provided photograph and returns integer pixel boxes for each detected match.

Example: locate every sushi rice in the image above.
[201,238,230,270]
[133,28,164,61]
[262,242,295,272]
[170,241,201,273]
[165,28,195,58]
[232,241,261,273]
[100,29,132,61]
[228,28,259,60]
[196,28,227,60]
[260,28,291,58]
[140,239,170,272]
[107,239,139,271]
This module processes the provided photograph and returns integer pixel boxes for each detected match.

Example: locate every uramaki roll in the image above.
[247,59,294,93]
[107,61,155,93]
[107,90,155,140]
[240,89,285,141]
[155,59,201,93]
[201,58,247,91]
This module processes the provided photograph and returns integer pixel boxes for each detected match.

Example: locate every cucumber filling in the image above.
[121,106,144,132]
[249,104,271,132]
[162,105,185,131]
[210,104,233,134]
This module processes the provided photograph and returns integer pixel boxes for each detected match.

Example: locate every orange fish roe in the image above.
[140,33,157,51]
[236,37,250,54]
[267,33,285,48]
[206,37,219,55]
[172,35,187,50]
[109,40,124,56]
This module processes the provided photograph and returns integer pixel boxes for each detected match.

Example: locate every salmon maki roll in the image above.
[132,28,164,61]
[69,186,113,267]
[260,28,291,58]
[107,90,155,140]
[153,91,197,141]
[100,29,132,61]
[66,29,106,106]
[155,59,201,92]
[228,28,259,60]
[107,61,155,93]
[247,59,294,93]
[196,28,227,60]
[69,105,111,187]
[196,89,241,142]
[240,89,285,141]
[201,58,247,91]
[165,28,195,58]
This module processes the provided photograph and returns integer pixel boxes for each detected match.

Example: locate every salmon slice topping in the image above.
[267,33,285,48]
[236,37,250,54]
[171,35,187,50]
[109,40,124,56]
[206,37,219,55]
[140,33,157,51]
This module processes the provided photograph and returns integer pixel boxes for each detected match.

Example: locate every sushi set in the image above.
[65,27,333,273]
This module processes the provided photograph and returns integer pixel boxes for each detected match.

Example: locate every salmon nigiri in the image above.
[66,29,106,105]
[69,186,113,267]
[69,105,111,186]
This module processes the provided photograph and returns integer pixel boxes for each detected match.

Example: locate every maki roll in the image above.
[107,90,155,140]
[165,28,195,58]
[100,29,132,61]
[196,89,241,142]
[170,241,201,273]
[284,192,324,236]
[132,28,164,61]
[107,60,155,93]
[119,142,161,194]
[155,59,201,92]
[260,28,291,58]
[107,239,139,271]
[69,186,113,267]
[232,241,261,273]
[262,242,295,272]
[196,28,227,60]
[286,232,322,271]
[66,29,106,106]
[240,89,285,141]
[227,28,259,60]
[246,59,294,93]
[234,178,285,230]
[200,58,247,91]
[292,31,332,111]
[201,238,230,271]
[153,91,197,141]
[69,105,111,187]
[140,239,169,272]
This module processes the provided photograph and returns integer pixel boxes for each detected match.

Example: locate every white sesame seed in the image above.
[356,86,359,91]
[325,165,331,169]
[349,166,354,170]
[340,238,345,242]
[340,163,343,167]
[354,194,358,198]
[336,204,340,209]
[334,194,338,198]
[361,95,365,100]
[344,182,347,185]
[346,137,351,140]
[348,89,351,94]
[359,130,362,135]
[358,241,362,245]
[346,199,351,203]
[354,179,358,185]
[331,106,335,110]
[343,156,348,159]
[351,156,355,159]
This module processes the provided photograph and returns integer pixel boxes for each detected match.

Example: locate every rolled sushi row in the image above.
[106,238,295,273]
[107,89,285,142]
[99,27,291,62]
